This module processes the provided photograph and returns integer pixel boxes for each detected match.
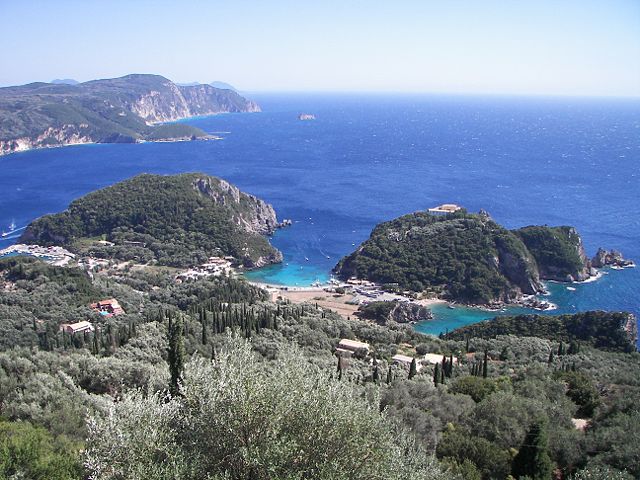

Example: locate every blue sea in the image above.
[1,93,639,340]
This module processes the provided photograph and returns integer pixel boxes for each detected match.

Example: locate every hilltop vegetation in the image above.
[334,210,594,304]
[445,311,637,353]
[20,173,283,268]
[0,74,260,155]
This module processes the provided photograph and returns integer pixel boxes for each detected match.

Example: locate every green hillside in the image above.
[334,210,593,304]
[20,173,282,268]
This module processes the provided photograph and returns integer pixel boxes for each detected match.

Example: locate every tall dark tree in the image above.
[482,349,488,378]
[408,358,417,379]
[434,363,440,386]
[167,315,186,396]
[511,418,554,480]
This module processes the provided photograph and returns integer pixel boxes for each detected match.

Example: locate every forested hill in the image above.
[20,173,283,268]
[0,74,261,155]
[334,210,595,304]
[444,311,637,353]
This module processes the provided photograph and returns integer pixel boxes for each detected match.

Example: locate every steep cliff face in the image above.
[515,226,592,282]
[0,124,94,155]
[122,80,261,125]
[0,75,260,155]
[192,176,278,236]
[494,235,544,296]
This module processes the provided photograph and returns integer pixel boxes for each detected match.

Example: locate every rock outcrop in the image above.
[591,248,634,268]
[193,177,278,236]
[357,300,433,325]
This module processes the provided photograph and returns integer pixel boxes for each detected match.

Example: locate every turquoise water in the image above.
[0,94,638,341]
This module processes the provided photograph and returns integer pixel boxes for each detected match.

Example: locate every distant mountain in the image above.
[51,79,79,85]
[20,173,282,268]
[0,74,261,155]
[210,81,237,91]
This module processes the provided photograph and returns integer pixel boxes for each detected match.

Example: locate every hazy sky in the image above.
[1,0,639,96]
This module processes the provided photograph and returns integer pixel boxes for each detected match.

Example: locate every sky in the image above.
[1,0,639,96]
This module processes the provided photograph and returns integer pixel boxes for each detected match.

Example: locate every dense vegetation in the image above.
[515,226,588,281]
[334,211,592,304]
[0,74,259,154]
[444,311,636,353]
[21,173,282,267]
[0,254,637,479]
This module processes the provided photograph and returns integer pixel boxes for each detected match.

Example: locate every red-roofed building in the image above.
[90,298,125,317]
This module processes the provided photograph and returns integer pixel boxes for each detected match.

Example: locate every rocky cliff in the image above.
[192,176,278,236]
[357,300,433,325]
[0,74,260,155]
[514,226,594,282]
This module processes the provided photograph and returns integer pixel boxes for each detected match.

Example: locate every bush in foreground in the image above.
[85,335,447,480]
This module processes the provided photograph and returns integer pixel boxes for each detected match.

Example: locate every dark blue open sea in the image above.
[1,94,638,341]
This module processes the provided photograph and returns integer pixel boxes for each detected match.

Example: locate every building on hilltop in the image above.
[392,354,424,372]
[428,203,462,215]
[422,353,459,365]
[60,321,94,335]
[90,298,125,317]
[336,338,370,357]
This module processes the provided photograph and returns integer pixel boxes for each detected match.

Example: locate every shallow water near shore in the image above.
[1,93,638,342]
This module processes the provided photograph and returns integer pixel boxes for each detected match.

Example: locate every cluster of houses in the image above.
[59,298,126,335]
[175,256,234,283]
[336,338,456,373]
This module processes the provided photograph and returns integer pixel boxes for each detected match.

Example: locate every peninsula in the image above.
[19,173,283,268]
[0,74,260,155]
[334,208,627,306]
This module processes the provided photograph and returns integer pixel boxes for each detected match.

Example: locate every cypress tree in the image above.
[386,365,393,385]
[336,355,343,381]
[440,364,446,385]
[511,418,554,480]
[482,349,488,378]
[433,363,440,386]
[558,341,565,356]
[373,364,379,384]
[548,350,554,364]
[167,315,186,396]
[408,358,417,379]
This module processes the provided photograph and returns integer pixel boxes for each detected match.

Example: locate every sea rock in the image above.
[591,248,632,268]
